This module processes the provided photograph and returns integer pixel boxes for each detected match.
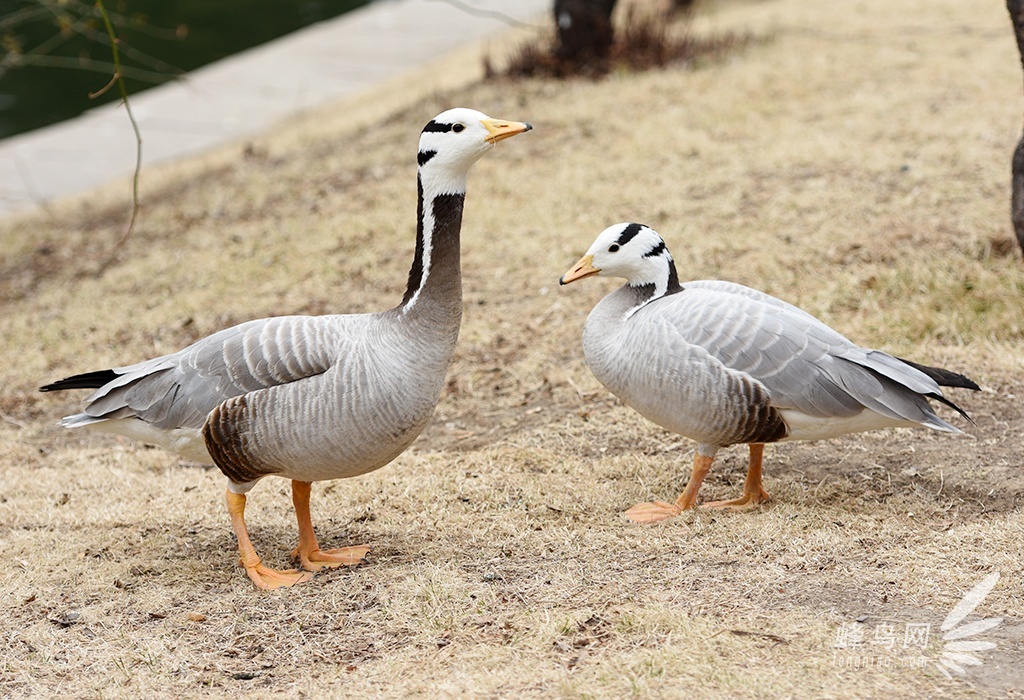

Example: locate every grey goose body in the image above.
[68,310,454,483]
[41,108,532,588]
[560,223,977,522]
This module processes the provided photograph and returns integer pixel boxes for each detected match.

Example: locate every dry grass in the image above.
[1,0,1022,697]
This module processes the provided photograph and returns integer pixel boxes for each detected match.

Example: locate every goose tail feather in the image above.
[895,356,981,391]
[40,369,119,393]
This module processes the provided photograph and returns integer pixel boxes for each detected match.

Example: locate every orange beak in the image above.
[559,254,600,285]
[482,118,533,144]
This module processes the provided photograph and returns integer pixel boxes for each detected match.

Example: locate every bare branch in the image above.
[3,53,175,83]
[424,0,543,29]
[87,72,119,99]
[94,0,143,254]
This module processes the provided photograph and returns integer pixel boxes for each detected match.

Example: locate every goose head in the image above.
[417,108,532,194]
[560,223,675,289]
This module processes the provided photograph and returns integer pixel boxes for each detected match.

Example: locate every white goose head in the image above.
[402,108,532,313]
[417,108,532,195]
[560,223,679,295]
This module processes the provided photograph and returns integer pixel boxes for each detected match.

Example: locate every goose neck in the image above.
[624,260,683,317]
[400,173,466,315]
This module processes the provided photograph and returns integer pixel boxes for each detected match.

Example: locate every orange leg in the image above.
[290,480,371,571]
[702,443,771,511]
[626,453,715,523]
[225,489,313,590]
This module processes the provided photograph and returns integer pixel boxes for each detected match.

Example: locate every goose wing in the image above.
[646,281,953,428]
[61,315,346,430]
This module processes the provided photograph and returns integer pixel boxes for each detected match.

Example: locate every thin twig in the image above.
[88,73,119,99]
[9,0,185,77]
[94,0,143,256]
[728,629,789,644]
[0,4,50,32]
[2,53,174,83]
[0,408,30,430]
[425,0,544,29]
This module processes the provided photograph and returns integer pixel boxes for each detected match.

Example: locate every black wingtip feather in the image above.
[894,356,978,425]
[39,369,118,393]
[896,357,981,392]
[928,392,975,425]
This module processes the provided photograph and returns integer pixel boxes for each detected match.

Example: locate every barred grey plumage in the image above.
[41,108,532,588]
[560,223,977,522]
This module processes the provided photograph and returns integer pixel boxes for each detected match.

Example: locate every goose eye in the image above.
[608,244,620,253]
[452,123,466,133]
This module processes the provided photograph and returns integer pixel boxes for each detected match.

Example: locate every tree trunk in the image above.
[553,0,618,71]
[1006,0,1024,253]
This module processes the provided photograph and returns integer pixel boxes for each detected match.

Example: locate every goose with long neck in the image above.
[560,223,978,522]
[40,108,531,589]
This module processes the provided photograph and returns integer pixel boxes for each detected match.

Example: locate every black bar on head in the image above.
[643,240,666,258]
[616,223,644,247]
[422,120,453,133]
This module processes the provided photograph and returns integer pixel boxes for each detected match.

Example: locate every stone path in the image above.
[0,0,548,217]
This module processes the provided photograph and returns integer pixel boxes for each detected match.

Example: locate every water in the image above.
[0,0,368,140]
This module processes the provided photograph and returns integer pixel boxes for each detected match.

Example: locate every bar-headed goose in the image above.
[41,108,532,588]
[560,223,978,523]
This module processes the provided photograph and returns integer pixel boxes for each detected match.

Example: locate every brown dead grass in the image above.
[1,0,1022,698]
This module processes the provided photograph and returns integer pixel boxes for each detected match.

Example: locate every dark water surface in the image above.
[0,0,368,140]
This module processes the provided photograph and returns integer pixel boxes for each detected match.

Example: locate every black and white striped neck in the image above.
[624,260,683,317]
[400,170,467,313]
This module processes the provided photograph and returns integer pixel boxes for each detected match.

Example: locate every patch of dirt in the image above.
[2,0,1022,698]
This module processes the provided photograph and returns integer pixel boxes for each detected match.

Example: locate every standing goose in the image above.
[560,223,978,523]
[40,108,532,589]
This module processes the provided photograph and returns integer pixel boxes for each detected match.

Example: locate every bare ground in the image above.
[1,0,1022,697]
